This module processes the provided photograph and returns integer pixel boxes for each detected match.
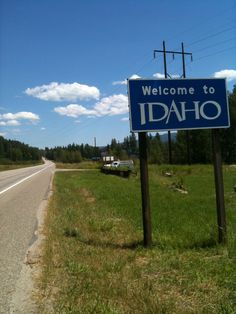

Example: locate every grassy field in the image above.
[55,161,102,170]
[37,165,236,313]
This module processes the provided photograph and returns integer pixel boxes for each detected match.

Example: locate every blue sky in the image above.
[0,0,236,148]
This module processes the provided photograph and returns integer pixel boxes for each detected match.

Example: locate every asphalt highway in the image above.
[0,161,55,313]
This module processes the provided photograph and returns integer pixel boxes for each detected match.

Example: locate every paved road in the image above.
[0,161,55,313]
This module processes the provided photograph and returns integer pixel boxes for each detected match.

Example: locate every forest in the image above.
[1,85,235,165]
[0,137,43,164]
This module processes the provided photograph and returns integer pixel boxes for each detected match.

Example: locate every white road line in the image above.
[0,164,54,196]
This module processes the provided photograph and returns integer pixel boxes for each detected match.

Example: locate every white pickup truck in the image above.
[103,160,134,169]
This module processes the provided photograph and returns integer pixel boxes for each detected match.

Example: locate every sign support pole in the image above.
[138,132,152,247]
[212,129,227,243]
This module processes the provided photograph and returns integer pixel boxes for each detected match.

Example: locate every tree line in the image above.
[175,85,236,164]
[44,144,100,163]
[0,136,42,164]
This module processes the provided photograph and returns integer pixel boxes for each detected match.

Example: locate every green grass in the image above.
[38,165,236,313]
[56,161,102,169]
[0,160,43,171]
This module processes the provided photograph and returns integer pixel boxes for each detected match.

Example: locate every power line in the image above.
[186,25,236,48]
[165,3,236,45]
[194,45,236,62]
[193,37,236,53]
[134,57,155,76]
[174,42,236,75]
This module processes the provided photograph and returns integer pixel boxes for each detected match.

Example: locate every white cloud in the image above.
[172,75,181,78]
[213,69,236,81]
[153,73,165,79]
[1,112,39,121]
[94,94,128,116]
[112,73,182,85]
[0,132,6,137]
[54,94,128,119]
[112,74,141,85]
[0,111,39,127]
[25,82,100,101]
[41,127,46,131]
[112,80,127,86]
[121,117,129,122]
[153,73,180,79]
[54,104,97,118]
[0,120,20,126]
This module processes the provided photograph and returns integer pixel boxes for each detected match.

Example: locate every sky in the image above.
[0,0,236,149]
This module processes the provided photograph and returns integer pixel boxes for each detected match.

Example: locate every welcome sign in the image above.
[128,78,230,132]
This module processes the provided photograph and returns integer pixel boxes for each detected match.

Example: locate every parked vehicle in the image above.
[103,160,134,169]
[101,159,135,177]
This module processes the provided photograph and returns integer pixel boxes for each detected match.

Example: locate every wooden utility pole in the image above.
[154,41,192,164]
[181,42,192,165]
[138,132,152,247]
[212,129,227,243]
[154,41,172,163]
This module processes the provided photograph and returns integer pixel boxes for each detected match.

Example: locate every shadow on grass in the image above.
[83,238,143,250]
[184,238,218,250]
[64,228,219,251]
[63,228,143,250]
[154,238,219,251]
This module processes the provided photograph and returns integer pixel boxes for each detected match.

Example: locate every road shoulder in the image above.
[9,171,54,314]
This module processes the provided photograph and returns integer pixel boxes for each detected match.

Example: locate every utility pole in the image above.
[154,41,192,164]
[154,41,172,164]
[181,42,192,165]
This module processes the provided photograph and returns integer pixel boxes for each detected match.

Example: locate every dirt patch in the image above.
[80,187,96,203]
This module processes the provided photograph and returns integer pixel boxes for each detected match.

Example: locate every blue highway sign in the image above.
[128,78,230,132]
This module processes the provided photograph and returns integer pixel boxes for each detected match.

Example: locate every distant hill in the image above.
[159,132,177,142]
